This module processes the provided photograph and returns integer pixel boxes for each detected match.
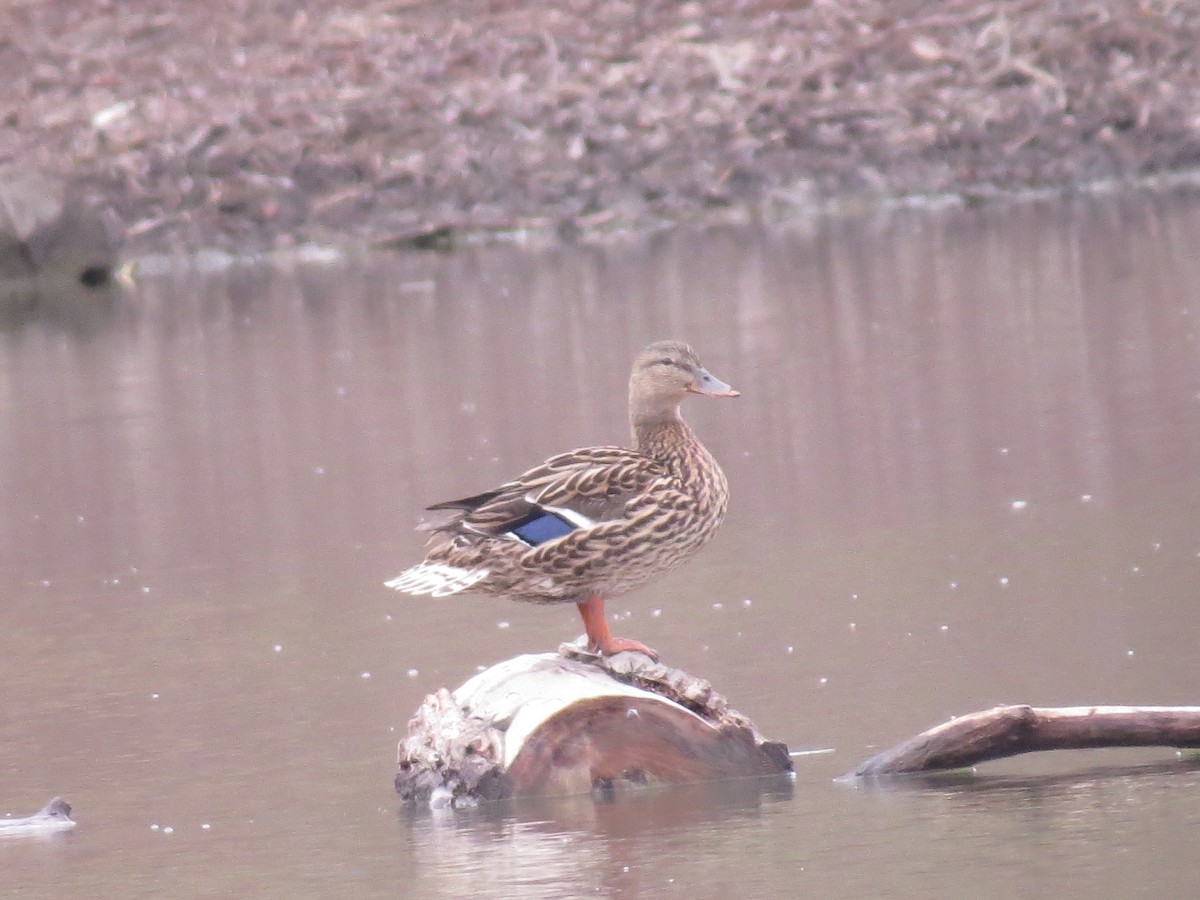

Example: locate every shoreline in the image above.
[123,168,1200,277]
[4,1,1200,258]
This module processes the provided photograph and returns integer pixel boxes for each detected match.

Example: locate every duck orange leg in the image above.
[577,595,658,660]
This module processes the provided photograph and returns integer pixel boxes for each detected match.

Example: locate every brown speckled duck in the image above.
[385,340,738,659]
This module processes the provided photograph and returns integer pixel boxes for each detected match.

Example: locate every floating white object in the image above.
[0,798,76,837]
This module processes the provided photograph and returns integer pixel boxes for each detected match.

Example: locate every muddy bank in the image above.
[3,0,1200,257]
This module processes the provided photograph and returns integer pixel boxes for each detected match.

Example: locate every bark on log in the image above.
[844,705,1200,778]
[396,641,791,808]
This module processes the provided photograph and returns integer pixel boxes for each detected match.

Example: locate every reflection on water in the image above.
[2,191,1200,897]
[406,776,795,899]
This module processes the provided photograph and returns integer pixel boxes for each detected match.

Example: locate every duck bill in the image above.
[688,368,740,397]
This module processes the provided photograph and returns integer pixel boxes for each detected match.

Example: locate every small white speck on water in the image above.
[476,665,486,672]
[314,466,326,476]
[712,602,724,610]
[384,614,392,622]
[41,579,50,587]
[150,824,159,831]
[335,386,347,398]
[151,693,159,699]
[999,447,1009,455]
[623,866,630,873]
[1131,566,1141,574]
[940,624,949,632]
[201,823,211,830]
[389,726,396,733]
[361,671,371,679]
[1081,493,1094,502]
[76,515,86,524]
[141,586,150,593]
[651,608,662,617]
[273,644,283,653]
[407,668,419,677]
[851,593,859,600]
[741,598,752,607]
[497,620,510,629]
[819,677,828,685]
[999,576,1010,586]
[849,622,857,630]
[786,646,794,654]
[1152,542,1162,551]
[1011,499,1028,510]
[460,401,476,413]
[1127,649,1135,657]
[949,581,958,589]
[163,826,174,835]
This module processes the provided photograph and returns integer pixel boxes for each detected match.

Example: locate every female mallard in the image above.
[386,340,738,659]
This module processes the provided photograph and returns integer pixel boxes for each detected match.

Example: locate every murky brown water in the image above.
[4,191,1200,897]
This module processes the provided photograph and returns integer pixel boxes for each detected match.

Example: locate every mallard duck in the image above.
[385,340,738,659]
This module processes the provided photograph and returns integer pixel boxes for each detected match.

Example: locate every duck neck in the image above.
[632,410,728,513]
[632,409,699,470]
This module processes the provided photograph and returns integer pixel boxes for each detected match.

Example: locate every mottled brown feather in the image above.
[388,341,734,605]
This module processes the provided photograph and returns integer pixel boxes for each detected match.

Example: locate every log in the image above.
[0,168,120,289]
[0,798,76,837]
[396,641,791,808]
[844,705,1200,779]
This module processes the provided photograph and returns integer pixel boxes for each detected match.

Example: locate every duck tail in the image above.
[384,562,489,597]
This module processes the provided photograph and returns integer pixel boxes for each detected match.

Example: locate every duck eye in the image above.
[657,358,674,367]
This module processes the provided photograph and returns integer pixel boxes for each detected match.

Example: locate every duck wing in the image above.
[424,446,669,545]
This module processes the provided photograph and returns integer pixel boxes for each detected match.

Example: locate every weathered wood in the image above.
[0,798,76,837]
[0,168,120,288]
[845,705,1200,778]
[396,642,790,808]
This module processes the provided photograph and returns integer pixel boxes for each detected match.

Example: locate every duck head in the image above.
[629,340,739,425]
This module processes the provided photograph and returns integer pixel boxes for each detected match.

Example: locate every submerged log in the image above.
[845,705,1200,778]
[0,798,76,838]
[396,641,791,808]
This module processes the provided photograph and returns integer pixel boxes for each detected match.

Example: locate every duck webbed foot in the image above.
[577,595,659,661]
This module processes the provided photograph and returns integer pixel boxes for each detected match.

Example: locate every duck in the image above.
[385,340,738,659]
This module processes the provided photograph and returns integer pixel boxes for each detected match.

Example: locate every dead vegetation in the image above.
[2,0,1199,254]
[846,705,1200,778]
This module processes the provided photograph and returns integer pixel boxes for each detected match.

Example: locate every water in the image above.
[3,191,1200,897]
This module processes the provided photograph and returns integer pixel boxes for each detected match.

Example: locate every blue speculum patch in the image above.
[511,511,576,546]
